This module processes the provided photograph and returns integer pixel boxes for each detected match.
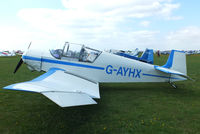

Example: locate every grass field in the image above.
[0,55,200,134]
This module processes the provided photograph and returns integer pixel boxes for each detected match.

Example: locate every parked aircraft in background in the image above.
[15,50,24,55]
[185,50,200,55]
[107,48,139,57]
[160,50,200,55]
[0,51,16,56]
[116,48,154,64]
[117,48,140,57]
[4,42,191,107]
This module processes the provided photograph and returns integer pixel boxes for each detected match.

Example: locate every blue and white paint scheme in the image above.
[116,48,154,64]
[4,42,190,107]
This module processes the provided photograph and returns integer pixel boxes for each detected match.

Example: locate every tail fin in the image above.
[140,48,154,64]
[154,50,193,81]
[162,50,187,75]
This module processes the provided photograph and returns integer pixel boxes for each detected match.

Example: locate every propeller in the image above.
[13,59,23,73]
[13,42,32,74]
[28,42,32,49]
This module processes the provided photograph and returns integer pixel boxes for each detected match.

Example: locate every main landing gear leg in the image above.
[169,81,177,89]
[168,75,177,89]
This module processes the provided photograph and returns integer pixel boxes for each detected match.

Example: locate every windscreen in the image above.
[50,43,101,63]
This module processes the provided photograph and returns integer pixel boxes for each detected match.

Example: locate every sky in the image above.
[0,0,200,51]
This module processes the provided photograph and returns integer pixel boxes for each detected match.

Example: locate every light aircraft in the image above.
[0,51,16,56]
[117,48,140,57]
[15,50,24,55]
[116,48,154,64]
[4,42,191,107]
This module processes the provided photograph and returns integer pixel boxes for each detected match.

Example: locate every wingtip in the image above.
[3,84,15,90]
[3,84,37,93]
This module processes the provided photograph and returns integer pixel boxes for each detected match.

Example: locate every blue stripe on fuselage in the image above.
[23,56,183,80]
[22,55,41,61]
[22,56,105,70]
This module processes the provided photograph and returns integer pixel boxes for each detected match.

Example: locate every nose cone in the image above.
[22,49,43,61]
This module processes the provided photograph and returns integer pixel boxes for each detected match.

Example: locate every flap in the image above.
[4,68,100,107]
[42,92,97,107]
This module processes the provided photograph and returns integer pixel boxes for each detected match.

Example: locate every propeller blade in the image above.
[28,42,32,49]
[13,58,23,74]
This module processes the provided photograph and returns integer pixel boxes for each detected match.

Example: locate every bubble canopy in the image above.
[50,42,102,63]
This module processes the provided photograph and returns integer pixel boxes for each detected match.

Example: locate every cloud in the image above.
[0,24,67,51]
[61,0,180,19]
[87,30,160,50]
[5,0,198,52]
[140,21,150,27]
[0,26,31,50]
[164,26,200,50]
[16,0,181,50]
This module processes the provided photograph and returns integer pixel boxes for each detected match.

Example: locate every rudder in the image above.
[162,50,187,75]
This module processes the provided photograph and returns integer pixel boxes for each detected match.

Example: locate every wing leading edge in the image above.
[4,68,100,107]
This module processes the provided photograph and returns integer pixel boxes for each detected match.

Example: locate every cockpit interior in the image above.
[50,42,101,63]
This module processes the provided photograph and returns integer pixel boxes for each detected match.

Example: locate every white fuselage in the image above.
[22,49,185,83]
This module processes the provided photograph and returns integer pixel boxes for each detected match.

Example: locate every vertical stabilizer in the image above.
[140,49,154,64]
[162,50,187,75]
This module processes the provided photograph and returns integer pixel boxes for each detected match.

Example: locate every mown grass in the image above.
[0,54,200,134]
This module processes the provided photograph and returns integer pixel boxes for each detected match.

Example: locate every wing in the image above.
[4,68,100,107]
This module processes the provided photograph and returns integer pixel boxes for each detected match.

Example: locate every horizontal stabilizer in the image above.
[155,50,193,81]
[154,66,192,80]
